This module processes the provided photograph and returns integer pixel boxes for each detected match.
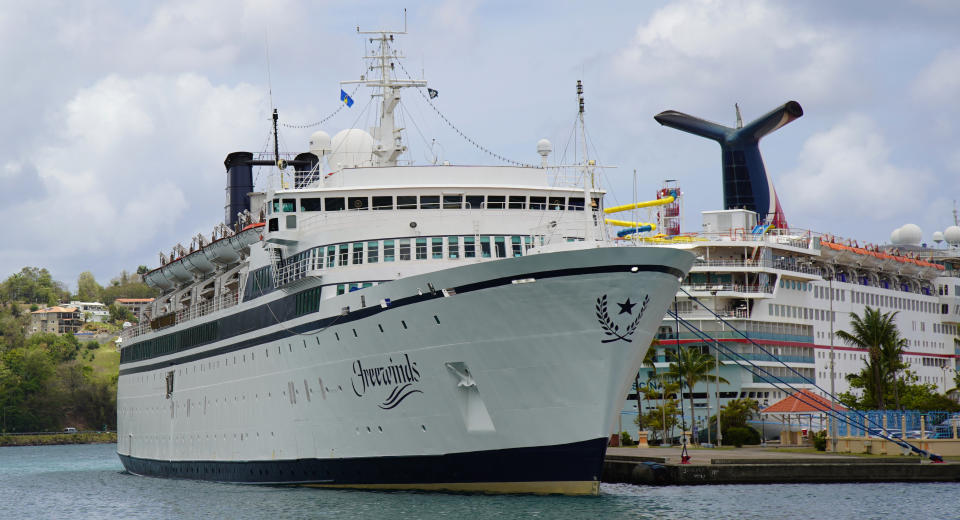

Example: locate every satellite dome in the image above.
[900,223,922,246]
[945,225,960,246]
[536,139,553,157]
[329,129,374,169]
[308,130,331,156]
[933,231,944,244]
[890,227,903,245]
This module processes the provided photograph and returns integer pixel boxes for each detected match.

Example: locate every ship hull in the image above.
[116,246,692,494]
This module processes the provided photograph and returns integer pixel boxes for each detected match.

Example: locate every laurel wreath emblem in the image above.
[595,294,649,343]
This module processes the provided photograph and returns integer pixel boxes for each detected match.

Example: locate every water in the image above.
[1,443,957,519]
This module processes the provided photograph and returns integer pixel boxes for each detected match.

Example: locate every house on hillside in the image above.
[68,301,110,323]
[30,306,82,335]
[114,298,154,321]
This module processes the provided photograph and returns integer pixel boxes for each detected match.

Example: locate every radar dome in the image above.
[900,224,922,246]
[933,231,944,244]
[945,225,960,246]
[329,129,374,169]
[536,139,552,157]
[309,131,331,156]
[890,227,903,245]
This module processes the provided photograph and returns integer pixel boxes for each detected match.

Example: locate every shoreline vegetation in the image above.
[0,431,117,447]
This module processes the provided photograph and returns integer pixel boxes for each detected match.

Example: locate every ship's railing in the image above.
[274,254,323,288]
[119,293,239,344]
[692,258,823,276]
[680,283,775,294]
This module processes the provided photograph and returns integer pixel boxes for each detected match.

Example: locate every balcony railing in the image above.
[692,258,822,277]
[119,293,239,344]
[681,283,775,294]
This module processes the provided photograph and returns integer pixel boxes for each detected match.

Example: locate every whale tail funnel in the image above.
[654,101,802,229]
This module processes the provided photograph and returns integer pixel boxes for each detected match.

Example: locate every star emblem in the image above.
[617,298,636,315]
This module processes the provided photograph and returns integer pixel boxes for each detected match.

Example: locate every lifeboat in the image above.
[182,249,216,275]
[143,268,174,290]
[163,258,194,283]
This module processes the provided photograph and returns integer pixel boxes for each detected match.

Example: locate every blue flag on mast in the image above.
[340,89,354,107]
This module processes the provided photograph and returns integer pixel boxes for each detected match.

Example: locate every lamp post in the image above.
[828,270,837,452]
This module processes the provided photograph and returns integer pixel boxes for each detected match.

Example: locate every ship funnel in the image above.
[224,151,254,228]
[654,101,802,229]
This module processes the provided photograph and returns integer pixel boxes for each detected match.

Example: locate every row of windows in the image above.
[269,194,597,213]
[122,321,219,363]
[807,280,942,315]
[285,235,536,269]
[770,303,836,323]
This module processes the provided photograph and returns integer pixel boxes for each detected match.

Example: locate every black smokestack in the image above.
[224,151,254,228]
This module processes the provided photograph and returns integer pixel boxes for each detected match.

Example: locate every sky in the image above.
[1,0,958,291]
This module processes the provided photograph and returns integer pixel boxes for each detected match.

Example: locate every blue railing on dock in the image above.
[835,410,958,439]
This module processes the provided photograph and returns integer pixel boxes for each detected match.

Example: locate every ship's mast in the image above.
[578,80,597,242]
[344,15,427,167]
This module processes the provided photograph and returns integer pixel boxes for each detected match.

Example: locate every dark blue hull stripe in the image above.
[120,263,682,376]
[118,437,608,486]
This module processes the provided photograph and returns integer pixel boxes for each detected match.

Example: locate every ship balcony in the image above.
[680,283,775,298]
[119,293,239,344]
[274,256,323,289]
[691,259,822,279]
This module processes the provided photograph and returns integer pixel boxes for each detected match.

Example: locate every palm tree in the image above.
[835,306,902,410]
[635,342,659,430]
[665,346,729,444]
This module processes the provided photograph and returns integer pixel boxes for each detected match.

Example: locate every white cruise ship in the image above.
[115,26,693,495]
[627,103,960,437]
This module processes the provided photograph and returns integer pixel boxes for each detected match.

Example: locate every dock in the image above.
[602,446,960,485]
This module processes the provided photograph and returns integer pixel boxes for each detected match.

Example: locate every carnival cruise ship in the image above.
[626,103,960,436]
[115,26,693,495]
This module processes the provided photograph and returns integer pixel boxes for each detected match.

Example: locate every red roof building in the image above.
[761,389,847,414]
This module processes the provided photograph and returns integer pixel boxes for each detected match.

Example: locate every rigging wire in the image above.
[394,60,532,167]
[280,84,362,129]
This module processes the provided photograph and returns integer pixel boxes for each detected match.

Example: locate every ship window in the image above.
[448,236,459,259]
[494,236,506,258]
[508,196,526,209]
[383,240,395,262]
[282,199,296,212]
[285,215,296,229]
[487,196,505,209]
[367,241,379,263]
[511,236,523,257]
[432,237,443,259]
[337,284,345,296]
[464,236,476,258]
[269,218,279,232]
[338,244,349,266]
[524,236,533,251]
[530,196,546,210]
[372,196,392,210]
[349,283,360,292]
[326,246,336,268]
[480,236,492,258]
[399,239,411,260]
[325,197,345,211]
[465,195,484,209]
[301,197,322,211]
[349,197,368,210]
[415,238,427,260]
[548,196,565,210]
[443,195,463,209]
[397,196,417,209]
[272,199,280,213]
[568,197,585,211]
[352,243,364,264]
[420,196,440,209]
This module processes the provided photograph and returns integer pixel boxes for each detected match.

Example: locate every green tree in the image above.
[665,346,729,443]
[835,306,904,410]
[638,399,680,443]
[76,271,102,302]
[108,303,135,323]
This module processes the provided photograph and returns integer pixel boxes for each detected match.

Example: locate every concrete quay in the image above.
[602,446,960,486]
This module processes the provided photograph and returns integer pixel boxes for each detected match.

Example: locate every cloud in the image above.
[9,73,268,282]
[613,0,853,109]
[779,114,933,222]
[912,47,960,107]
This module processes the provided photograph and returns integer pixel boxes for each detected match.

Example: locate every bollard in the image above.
[953,419,957,440]
[902,414,907,442]
[921,415,926,440]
